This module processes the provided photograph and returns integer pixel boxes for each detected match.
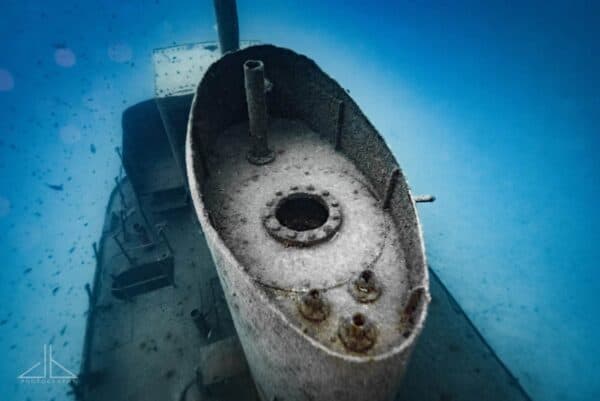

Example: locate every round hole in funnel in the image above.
[352,313,366,326]
[276,195,328,231]
[360,270,373,282]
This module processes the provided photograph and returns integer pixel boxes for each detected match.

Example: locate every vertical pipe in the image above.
[213,0,240,54]
[244,60,275,165]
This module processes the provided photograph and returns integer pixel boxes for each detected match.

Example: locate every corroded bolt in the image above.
[265,218,281,231]
[399,287,426,338]
[338,313,377,352]
[298,289,330,322]
[349,270,382,303]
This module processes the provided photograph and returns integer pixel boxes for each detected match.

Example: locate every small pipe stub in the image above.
[298,289,330,322]
[338,313,378,352]
[244,59,275,165]
[413,194,436,203]
[349,269,382,303]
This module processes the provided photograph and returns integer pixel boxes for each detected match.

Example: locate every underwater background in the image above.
[0,1,598,400]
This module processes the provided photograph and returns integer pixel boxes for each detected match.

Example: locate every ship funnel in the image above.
[213,0,240,54]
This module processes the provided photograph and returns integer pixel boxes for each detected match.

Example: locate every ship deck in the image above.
[82,175,531,400]
[79,98,531,400]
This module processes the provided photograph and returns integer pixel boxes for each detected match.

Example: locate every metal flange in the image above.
[262,185,342,247]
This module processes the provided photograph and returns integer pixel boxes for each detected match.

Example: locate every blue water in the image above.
[0,1,598,400]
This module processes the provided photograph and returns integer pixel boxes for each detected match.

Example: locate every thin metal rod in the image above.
[135,198,153,237]
[244,60,275,165]
[114,176,128,209]
[115,149,153,235]
[112,234,134,266]
[84,283,93,304]
[382,168,400,209]
[120,210,128,242]
[159,228,174,255]
[213,0,239,54]
[413,194,436,203]
[115,146,124,165]
[92,242,99,261]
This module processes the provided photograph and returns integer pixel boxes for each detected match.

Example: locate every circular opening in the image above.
[360,270,373,283]
[308,289,320,299]
[190,309,199,318]
[352,313,365,326]
[276,195,328,231]
[244,60,262,70]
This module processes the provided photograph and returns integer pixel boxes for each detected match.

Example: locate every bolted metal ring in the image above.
[338,313,378,352]
[262,185,343,247]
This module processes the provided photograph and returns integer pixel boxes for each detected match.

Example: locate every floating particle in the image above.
[54,47,76,67]
[45,183,64,191]
[108,43,133,63]
[0,69,14,91]
[59,124,81,144]
[0,195,10,217]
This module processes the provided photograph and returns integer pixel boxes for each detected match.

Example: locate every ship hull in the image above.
[199,224,415,401]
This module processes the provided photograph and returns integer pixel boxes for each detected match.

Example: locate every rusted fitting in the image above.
[338,313,378,352]
[298,289,330,322]
[349,269,382,303]
[399,286,426,338]
[244,59,275,165]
